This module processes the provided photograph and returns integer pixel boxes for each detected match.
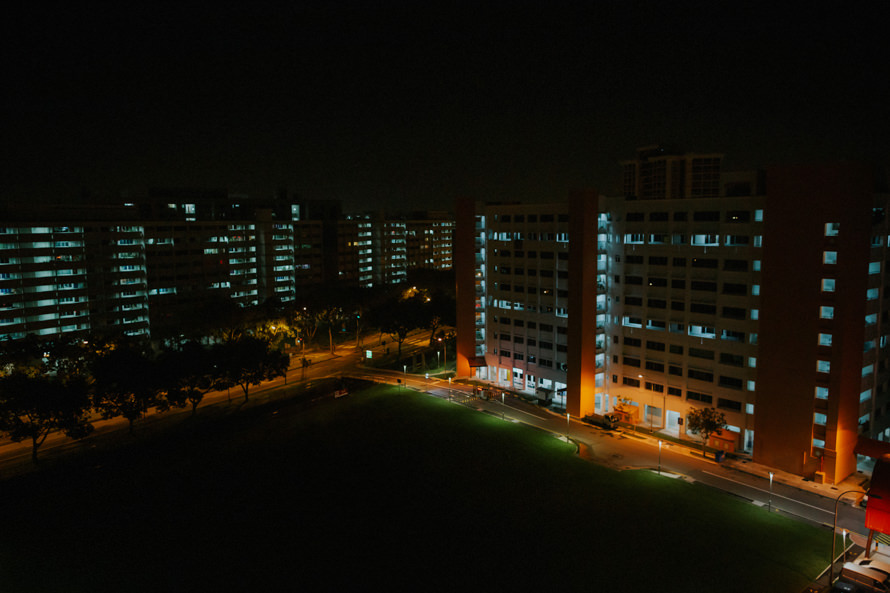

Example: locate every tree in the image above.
[215,336,289,403]
[158,342,219,416]
[686,407,727,458]
[0,371,94,463]
[377,293,427,361]
[319,306,347,355]
[91,346,161,433]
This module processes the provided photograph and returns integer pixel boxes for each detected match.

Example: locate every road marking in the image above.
[702,471,833,515]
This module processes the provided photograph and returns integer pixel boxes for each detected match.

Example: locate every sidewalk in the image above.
[468,378,872,505]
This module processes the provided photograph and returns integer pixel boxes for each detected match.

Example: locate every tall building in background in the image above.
[457,150,889,485]
[2,191,453,342]
[405,211,454,271]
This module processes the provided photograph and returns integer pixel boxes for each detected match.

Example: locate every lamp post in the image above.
[437,350,441,368]
[566,413,571,442]
[658,440,662,475]
[768,472,774,512]
[829,488,869,586]
[502,392,505,420]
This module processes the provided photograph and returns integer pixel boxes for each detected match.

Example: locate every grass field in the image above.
[0,383,826,592]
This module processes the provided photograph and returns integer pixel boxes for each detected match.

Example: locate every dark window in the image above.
[671,278,686,289]
[719,353,744,367]
[647,340,665,351]
[672,257,687,267]
[541,214,554,222]
[687,391,713,404]
[671,301,685,311]
[722,307,747,320]
[623,356,641,368]
[669,344,684,354]
[669,365,683,376]
[645,381,664,392]
[540,341,553,350]
[648,277,668,287]
[691,280,717,292]
[724,259,748,272]
[718,397,742,411]
[719,376,743,390]
[668,387,682,397]
[540,324,553,332]
[726,211,750,223]
[625,296,643,306]
[649,256,668,266]
[650,211,669,222]
[626,275,643,285]
[625,337,642,347]
[693,211,720,222]
[690,303,716,315]
[622,377,641,387]
[688,369,714,382]
[627,255,644,264]
[515,215,525,223]
[691,258,718,269]
[648,299,667,309]
[558,214,569,222]
[723,283,747,295]
[689,347,714,360]
[646,361,664,373]
[626,212,645,222]
[673,211,688,221]
[513,319,524,327]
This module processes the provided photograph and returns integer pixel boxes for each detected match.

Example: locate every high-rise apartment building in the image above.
[457,151,888,484]
[2,191,449,342]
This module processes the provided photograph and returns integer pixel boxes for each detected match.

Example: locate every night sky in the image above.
[3,2,888,213]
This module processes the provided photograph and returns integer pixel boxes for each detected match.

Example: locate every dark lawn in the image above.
[0,384,826,592]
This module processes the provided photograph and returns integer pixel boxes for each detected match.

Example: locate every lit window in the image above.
[822,278,836,292]
[815,387,829,399]
[754,209,764,222]
[817,360,831,373]
[813,438,825,448]
[824,222,840,236]
[814,413,827,425]
[753,260,761,271]
[870,261,882,274]
[823,251,837,265]
[818,333,832,347]
[820,306,834,319]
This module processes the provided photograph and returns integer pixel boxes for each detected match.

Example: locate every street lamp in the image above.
[502,392,505,420]
[768,472,774,512]
[566,413,571,442]
[403,364,407,375]
[828,488,869,586]
[437,351,441,367]
[658,440,662,475]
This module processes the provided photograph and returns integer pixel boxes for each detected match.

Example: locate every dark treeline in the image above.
[0,273,456,464]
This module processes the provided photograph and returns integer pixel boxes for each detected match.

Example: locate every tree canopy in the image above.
[686,407,728,458]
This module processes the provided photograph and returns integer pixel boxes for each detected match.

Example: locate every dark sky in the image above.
[3,2,888,213]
